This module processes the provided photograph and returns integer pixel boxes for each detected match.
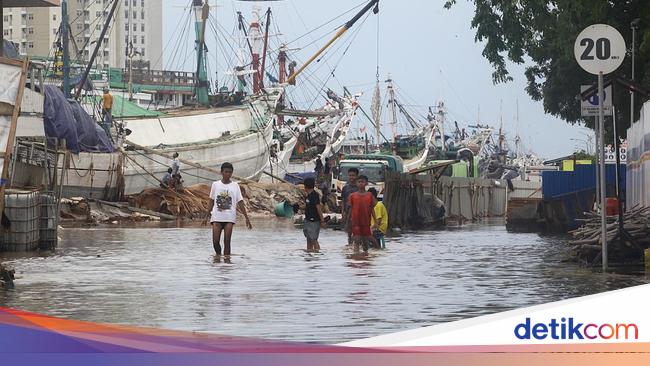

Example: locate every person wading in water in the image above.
[348,175,377,252]
[205,162,252,258]
[341,167,359,245]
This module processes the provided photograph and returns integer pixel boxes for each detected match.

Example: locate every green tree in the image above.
[445,0,650,138]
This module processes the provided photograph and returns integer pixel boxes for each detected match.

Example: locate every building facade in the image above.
[3,0,162,70]
[2,6,61,57]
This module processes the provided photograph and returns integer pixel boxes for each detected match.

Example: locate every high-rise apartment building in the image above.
[115,0,163,69]
[2,6,61,57]
[3,0,162,70]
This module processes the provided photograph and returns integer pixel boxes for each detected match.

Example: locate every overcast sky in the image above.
[162,0,594,159]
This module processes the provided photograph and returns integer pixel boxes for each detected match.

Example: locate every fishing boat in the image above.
[372,75,436,172]
[15,0,380,197]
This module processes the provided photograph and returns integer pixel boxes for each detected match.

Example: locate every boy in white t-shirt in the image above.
[206,162,252,256]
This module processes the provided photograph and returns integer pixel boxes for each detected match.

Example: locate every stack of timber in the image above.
[130,181,307,219]
[568,207,650,265]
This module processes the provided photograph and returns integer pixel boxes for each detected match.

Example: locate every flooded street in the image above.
[1,219,647,344]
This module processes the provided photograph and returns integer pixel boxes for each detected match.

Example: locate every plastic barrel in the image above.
[274,201,294,218]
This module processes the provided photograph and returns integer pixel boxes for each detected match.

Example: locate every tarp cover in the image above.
[1,40,19,60]
[43,85,115,153]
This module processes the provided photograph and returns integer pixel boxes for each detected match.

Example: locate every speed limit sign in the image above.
[574,24,626,75]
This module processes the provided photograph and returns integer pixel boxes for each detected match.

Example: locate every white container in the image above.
[1,190,40,251]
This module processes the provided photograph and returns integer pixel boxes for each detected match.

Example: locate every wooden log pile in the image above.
[567,206,650,265]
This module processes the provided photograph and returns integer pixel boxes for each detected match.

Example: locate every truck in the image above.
[332,154,405,205]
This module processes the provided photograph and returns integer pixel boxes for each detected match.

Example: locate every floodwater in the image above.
[1,219,647,344]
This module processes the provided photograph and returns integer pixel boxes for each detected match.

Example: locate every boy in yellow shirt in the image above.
[368,188,387,249]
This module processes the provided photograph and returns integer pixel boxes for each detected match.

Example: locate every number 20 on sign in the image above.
[574,24,626,75]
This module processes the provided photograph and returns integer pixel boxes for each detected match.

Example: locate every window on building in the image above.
[3,30,9,37]
[125,23,129,31]
[141,11,145,19]
[141,24,145,32]
[133,11,137,19]
[141,36,145,44]
[53,28,57,35]
[28,14,34,20]
[141,0,145,7]
[28,28,34,34]
[125,10,128,19]
[96,24,101,30]
[53,14,57,21]
[28,42,34,49]
[133,23,137,31]
[96,11,102,18]
[133,35,137,44]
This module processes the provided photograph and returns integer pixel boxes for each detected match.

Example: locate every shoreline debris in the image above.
[568,206,650,265]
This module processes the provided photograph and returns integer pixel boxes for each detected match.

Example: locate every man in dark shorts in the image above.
[205,162,252,257]
[348,175,377,252]
[340,167,358,245]
[303,177,325,252]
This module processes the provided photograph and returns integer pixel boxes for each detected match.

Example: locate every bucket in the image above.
[274,201,294,218]
[606,197,619,216]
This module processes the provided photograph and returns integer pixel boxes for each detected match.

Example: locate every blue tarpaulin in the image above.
[43,86,115,153]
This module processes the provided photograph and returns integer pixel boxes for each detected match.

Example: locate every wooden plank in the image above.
[0,58,28,214]
[93,199,177,220]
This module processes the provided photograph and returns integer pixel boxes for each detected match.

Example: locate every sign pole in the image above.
[598,71,607,271]
[594,115,600,210]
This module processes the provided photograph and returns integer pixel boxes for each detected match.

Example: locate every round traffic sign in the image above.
[574,24,626,75]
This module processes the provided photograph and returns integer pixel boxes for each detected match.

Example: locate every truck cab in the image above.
[333,154,404,206]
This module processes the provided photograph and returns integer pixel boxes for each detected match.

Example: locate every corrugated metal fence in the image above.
[627,100,650,209]
[431,176,508,221]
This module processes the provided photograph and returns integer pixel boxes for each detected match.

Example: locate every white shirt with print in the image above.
[209,180,243,224]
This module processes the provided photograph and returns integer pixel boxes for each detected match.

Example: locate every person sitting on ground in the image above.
[161,168,173,188]
[348,175,377,252]
[368,187,388,249]
[303,177,326,252]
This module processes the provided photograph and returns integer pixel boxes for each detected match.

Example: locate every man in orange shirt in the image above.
[102,88,114,127]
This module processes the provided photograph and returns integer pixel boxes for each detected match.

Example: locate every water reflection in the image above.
[0,220,647,343]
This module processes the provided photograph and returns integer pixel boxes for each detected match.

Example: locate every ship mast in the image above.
[61,0,71,97]
[194,0,210,105]
[437,101,446,152]
[287,0,379,84]
[74,0,120,99]
[386,75,398,153]
[249,8,262,94]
